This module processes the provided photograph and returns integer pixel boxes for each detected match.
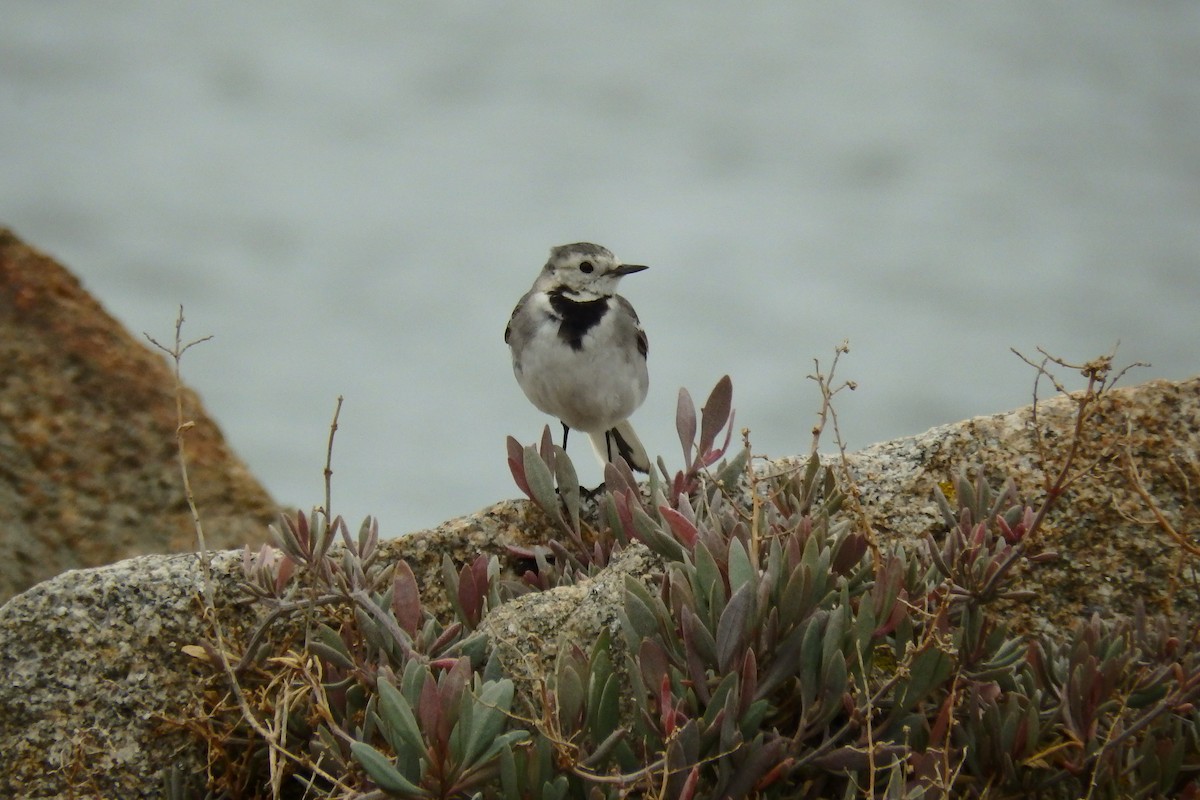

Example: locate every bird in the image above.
[505,242,651,474]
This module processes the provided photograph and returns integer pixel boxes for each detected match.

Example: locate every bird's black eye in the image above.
[579,261,594,274]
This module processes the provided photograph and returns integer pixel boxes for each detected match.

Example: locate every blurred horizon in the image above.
[3,2,1197,533]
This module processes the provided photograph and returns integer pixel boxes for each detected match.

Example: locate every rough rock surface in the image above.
[0,501,553,799]
[835,373,1200,636]
[0,375,1195,797]
[0,228,277,602]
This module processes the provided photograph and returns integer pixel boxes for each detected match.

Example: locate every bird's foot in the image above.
[581,482,608,501]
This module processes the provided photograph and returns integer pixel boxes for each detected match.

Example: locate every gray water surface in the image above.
[3,3,1197,534]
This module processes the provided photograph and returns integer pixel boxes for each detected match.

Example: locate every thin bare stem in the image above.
[807,340,855,459]
[324,395,344,521]
[144,307,214,572]
[1008,347,1146,549]
[146,307,342,793]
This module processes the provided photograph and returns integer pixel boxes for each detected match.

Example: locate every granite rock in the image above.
[834,373,1200,636]
[0,228,277,602]
[1,374,1195,797]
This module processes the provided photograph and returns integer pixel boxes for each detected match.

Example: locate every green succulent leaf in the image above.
[591,670,622,744]
[377,676,428,762]
[457,678,519,769]
[727,536,755,594]
[309,623,355,670]
[552,446,581,534]
[350,741,429,797]
[714,446,751,488]
[716,583,754,673]
[522,445,564,526]
[898,646,955,713]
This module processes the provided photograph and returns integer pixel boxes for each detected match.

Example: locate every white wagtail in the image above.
[505,242,651,473]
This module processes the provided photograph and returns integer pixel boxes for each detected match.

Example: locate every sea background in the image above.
[3,3,1198,535]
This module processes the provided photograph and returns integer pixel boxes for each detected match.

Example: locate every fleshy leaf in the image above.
[392,560,422,636]
[522,446,564,527]
[716,583,754,673]
[677,387,696,466]
[350,741,428,796]
[698,375,733,456]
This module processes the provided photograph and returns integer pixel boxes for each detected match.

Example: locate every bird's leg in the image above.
[582,429,616,500]
[561,422,571,452]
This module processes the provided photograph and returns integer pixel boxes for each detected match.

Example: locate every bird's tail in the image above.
[590,420,651,474]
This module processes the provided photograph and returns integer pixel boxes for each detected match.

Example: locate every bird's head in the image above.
[533,242,647,298]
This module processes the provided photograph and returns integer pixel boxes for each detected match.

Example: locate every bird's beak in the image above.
[612,263,649,277]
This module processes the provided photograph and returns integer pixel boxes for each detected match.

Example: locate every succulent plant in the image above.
[181,375,1200,799]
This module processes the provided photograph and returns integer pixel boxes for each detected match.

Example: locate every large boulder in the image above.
[1,374,1195,797]
[0,228,276,602]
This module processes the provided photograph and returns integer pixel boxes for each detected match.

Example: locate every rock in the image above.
[834,373,1200,637]
[0,374,1195,797]
[0,228,277,603]
[0,501,552,799]
[0,551,245,799]
[480,543,663,712]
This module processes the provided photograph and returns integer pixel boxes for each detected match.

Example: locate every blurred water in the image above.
[2,2,1198,534]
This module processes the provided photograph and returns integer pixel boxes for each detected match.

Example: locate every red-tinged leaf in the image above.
[995,515,1018,544]
[676,387,696,466]
[659,505,698,547]
[698,375,733,455]
[274,555,295,594]
[418,674,442,748]
[831,530,869,576]
[392,560,422,636]
[673,470,687,500]
[1011,714,1030,759]
[539,424,554,461]
[604,457,638,496]
[872,589,909,639]
[639,639,670,695]
[292,512,310,551]
[458,562,481,627]
[471,554,490,596]
[928,690,955,743]
[504,543,536,559]
[740,649,758,717]
[755,756,794,790]
[506,436,534,498]
[508,456,532,500]
[437,658,471,746]
[505,435,523,466]
[701,415,737,470]
[659,672,676,736]
[613,490,636,542]
[678,765,701,800]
